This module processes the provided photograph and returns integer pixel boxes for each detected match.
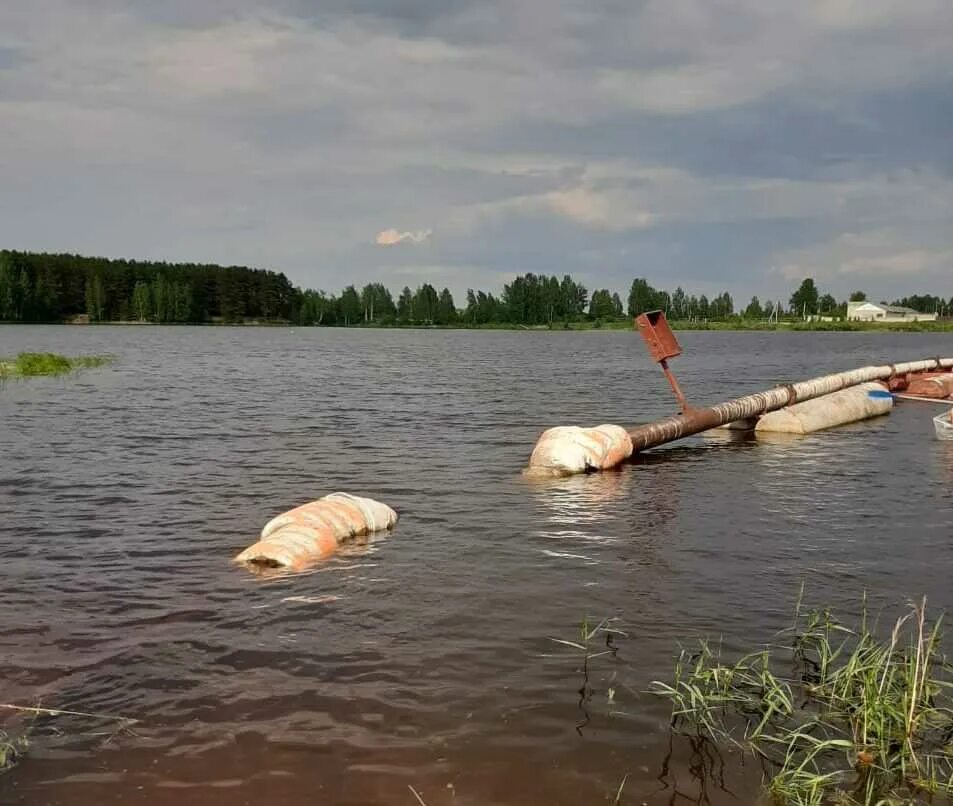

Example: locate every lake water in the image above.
[1,325,952,805]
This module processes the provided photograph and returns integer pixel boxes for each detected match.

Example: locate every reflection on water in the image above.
[529,470,631,552]
[1,326,952,805]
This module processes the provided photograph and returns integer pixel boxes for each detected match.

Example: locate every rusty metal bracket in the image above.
[635,310,696,414]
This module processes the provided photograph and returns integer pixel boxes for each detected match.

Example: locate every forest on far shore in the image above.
[1,250,950,327]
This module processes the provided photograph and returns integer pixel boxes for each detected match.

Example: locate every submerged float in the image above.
[936,409,953,441]
[525,310,953,476]
[753,382,892,434]
[235,493,397,571]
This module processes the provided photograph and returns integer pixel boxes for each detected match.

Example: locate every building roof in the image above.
[885,305,921,314]
[848,301,930,315]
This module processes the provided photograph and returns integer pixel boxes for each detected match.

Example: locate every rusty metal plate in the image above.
[636,310,682,363]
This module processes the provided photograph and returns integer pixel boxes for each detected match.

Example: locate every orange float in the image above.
[235,493,398,572]
[907,374,953,399]
[525,424,633,477]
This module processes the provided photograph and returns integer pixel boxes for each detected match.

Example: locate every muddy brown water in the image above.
[1,325,952,806]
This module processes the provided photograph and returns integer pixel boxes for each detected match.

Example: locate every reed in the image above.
[651,598,953,805]
[0,352,111,378]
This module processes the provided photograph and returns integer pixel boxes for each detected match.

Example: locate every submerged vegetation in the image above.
[0,729,28,774]
[0,702,140,777]
[651,597,953,805]
[0,352,112,379]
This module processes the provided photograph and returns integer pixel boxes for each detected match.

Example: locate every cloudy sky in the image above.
[1,1,951,302]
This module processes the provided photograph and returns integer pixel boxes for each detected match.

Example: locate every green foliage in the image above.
[744,296,764,319]
[496,273,587,326]
[0,729,29,774]
[849,291,868,302]
[84,274,106,322]
[627,278,735,321]
[0,352,112,378]
[892,294,950,316]
[790,278,820,316]
[132,281,151,321]
[652,598,953,805]
[589,288,620,320]
[464,288,503,325]
[339,284,361,325]
[627,278,658,316]
[2,248,949,329]
[818,293,838,314]
[436,287,456,325]
[360,282,396,323]
[0,250,296,323]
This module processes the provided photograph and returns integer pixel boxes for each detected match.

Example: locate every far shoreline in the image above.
[3,319,953,333]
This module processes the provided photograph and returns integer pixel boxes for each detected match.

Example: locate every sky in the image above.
[1,1,951,304]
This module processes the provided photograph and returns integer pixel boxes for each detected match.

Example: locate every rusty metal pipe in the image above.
[628,357,953,453]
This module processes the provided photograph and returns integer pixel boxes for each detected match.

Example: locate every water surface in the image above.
[2,326,952,805]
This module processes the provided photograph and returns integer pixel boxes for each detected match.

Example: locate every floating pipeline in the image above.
[625,357,953,453]
[235,493,398,571]
[525,357,953,476]
[754,382,892,434]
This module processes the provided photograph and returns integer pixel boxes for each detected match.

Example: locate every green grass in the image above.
[0,730,28,775]
[0,352,112,379]
[666,319,953,333]
[651,597,953,805]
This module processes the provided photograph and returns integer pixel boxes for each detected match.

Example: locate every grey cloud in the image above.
[0,45,27,70]
[0,0,951,302]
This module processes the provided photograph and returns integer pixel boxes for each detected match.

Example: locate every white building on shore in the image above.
[846,301,938,323]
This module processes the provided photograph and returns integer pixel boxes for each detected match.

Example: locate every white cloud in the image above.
[375,228,433,246]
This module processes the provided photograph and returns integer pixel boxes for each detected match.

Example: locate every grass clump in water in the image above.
[0,352,111,378]
[651,597,953,805]
[0,730,28,774]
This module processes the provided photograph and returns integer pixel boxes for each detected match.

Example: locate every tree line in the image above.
[1,250,949,326]
[0,250,296,323]
[787,280,953,319]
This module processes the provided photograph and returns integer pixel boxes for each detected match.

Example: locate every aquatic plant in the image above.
[548,616,627,737]
[651,597,953,805]
[0,730,28,775]
[0,352,111,379]
[0,702,139,776]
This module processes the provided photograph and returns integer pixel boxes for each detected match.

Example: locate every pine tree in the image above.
[397,286,413,324]
[132,281,152,321]
[84,274,106,322]
[436,288,456,324]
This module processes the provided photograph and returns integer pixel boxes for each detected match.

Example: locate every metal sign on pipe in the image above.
[635,310,693,414]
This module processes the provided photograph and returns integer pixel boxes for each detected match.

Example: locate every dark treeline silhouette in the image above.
[2,250,950,326]
[0,250,297,323]
[299,274,593,326]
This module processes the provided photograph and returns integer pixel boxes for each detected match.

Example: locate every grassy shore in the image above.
[559,318,953,333]
[5,318,953,332]
[295,319,953,332]
[652,597,953,805]
[0,352,112,379]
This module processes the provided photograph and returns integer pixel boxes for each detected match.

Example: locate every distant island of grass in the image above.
[0,352,112,379]
[1,249,949,332]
